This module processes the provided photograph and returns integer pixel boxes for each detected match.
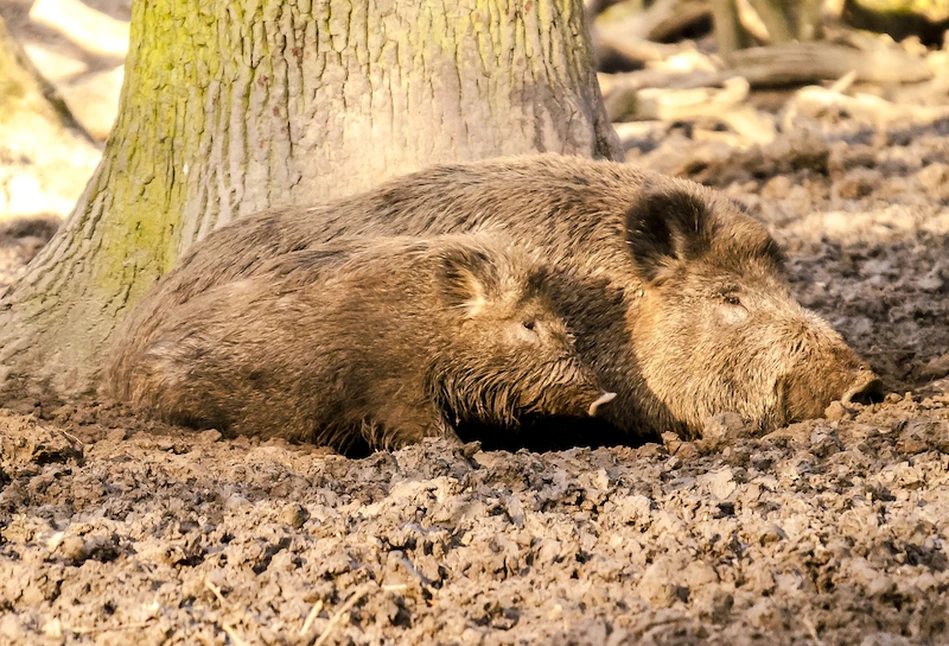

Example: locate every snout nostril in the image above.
[842,371,885,406]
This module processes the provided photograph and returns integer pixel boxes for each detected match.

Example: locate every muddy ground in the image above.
[1,113,948,644]
[2,3,949,641]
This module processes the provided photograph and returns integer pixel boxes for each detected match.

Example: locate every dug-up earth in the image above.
[2,113,949,644]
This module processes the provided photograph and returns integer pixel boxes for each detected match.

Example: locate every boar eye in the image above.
[522,320,536,331]
[722,293,742,306]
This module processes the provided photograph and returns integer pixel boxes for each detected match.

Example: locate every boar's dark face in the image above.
[432,241,612,425]
[626,189,882,434]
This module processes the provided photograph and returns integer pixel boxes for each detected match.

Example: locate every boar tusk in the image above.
[588,392,617,417]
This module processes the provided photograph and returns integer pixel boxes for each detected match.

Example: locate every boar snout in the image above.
[588,392,617,417]
[841,369,884,406]
[784,359,884,423]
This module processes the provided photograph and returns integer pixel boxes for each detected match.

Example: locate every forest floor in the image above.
[2,2,949,646]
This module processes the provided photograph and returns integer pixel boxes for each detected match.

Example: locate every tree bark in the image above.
[0,0,620,401]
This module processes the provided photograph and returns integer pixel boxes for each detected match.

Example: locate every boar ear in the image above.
[625,188,711,283]
[437,244,500,315]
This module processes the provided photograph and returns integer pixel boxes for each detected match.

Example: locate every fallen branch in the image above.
[608,77,777,144]
[599,37,934,122]
[599,68,720,98]
[723,41,933,86]
[596,0,711,42]
[784,84,949,130]
[592,0,710,68]
[593,35,688,68]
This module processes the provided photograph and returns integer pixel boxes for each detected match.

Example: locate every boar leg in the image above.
[364,403,463,451]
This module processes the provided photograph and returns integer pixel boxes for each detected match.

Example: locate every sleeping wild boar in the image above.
[111,154,882,441]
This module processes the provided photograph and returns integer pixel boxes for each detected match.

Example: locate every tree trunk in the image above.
[0,0,620,402]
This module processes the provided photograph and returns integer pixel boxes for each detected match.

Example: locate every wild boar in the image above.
[107,234,614,452]
[112,154,882,441]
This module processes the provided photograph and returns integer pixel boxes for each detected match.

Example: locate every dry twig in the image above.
[70,620,156,635]
[313,584,374,646]
[204,578,250,646]
[299,599,325,636]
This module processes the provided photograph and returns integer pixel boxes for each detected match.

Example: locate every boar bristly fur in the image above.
[107,235,610,452]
